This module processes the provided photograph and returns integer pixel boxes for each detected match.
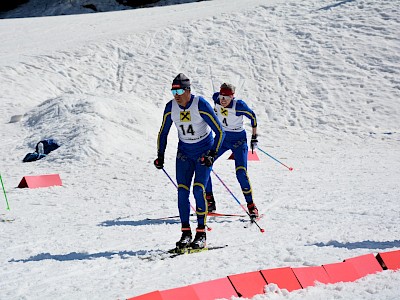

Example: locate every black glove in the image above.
[154,156,164,169]
[201,150,216,167]
[250,134,258,153]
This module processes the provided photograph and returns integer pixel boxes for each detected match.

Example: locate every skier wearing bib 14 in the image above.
[154,73,225,250]
[205,83,260,219]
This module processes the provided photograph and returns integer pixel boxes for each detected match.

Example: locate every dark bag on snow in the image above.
[35,139,60,155]
[22,152,47,162]
[22,139,60,162]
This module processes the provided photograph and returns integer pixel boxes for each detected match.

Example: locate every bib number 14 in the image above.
[179,124,195,135]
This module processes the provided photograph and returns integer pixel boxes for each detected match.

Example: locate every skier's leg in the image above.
[233,143,253,204]
[176,153,195,227]
[233,144,259,217]
[191,162,210,249]
[193,163,211,227]
[205,146,227,212]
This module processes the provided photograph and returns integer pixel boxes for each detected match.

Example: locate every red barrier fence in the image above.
[127,249,400,300]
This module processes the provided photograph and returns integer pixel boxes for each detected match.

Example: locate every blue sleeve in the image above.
[198,97,225,154]
[157,101,173,157]
[212,92,219,103]
[235,100,257,128]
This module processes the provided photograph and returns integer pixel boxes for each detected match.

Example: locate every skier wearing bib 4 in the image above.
[205,83,259,219]
[154,73,225,250]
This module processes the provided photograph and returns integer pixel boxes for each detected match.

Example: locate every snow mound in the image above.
[22,93,157,163]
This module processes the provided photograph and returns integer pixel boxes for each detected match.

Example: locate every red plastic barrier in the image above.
[322,261,361,283]
[228,151,260,161]
[260,267,302,292]
[376,250,400,270]
[248,151,260,161]
[126,250,399,300]
[127,290,163,300]
[189,277,238,300]
[292,266,331,288]
[345,253,383,276]
[228,271,267,298]
[160,286,199,300]
[18,174,62,189]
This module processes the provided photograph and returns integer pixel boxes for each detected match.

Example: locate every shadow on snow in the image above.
[310,240,400,250]
[10,249,154,263]
[318,0,355,11]
[98,216,238,227]
[98,218,180,227]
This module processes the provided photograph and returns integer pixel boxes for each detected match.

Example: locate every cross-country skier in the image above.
[154,73,225,250]
[205,83,259,219]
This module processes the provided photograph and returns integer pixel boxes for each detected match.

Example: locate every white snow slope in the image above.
[0,0,399,299]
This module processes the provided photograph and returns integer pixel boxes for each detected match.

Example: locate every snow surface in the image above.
[0,0,399,299]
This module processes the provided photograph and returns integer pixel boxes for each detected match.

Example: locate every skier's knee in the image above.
[236,166,247,181]
[192,183,205,200]
[178,185,190,198]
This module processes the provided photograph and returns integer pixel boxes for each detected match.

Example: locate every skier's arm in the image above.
[157,101,173,157]
[198,98,225,154]
[212,92,220,104]
[236,100,257,129]
[236,100,258,152]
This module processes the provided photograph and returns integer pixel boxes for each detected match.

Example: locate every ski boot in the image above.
[206,192,216,213]
[176,227,192,249]
[190,227,206,249]
[247,202,259,221]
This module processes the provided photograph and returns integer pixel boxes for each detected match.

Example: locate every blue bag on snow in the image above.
[22,139,60,162]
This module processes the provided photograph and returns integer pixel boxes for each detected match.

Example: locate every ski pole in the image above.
[162,168,195,212]
[0,174,10,210]
[162,168,178,189]
[211,169,264,233]
[209,65,216,92]
[257,146,293,171]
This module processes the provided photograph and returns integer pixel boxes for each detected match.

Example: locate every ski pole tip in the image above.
[260,228,265,233]
[289,167,293,171]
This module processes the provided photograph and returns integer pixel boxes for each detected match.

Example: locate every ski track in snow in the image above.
[0,0,399,299]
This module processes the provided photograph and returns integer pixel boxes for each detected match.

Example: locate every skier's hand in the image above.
[250,134,258,154]
[201,150,216,167]
[154,156,164,169]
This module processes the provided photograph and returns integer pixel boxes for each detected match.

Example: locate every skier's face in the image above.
[173,89,191,107]
[219,94,233,107]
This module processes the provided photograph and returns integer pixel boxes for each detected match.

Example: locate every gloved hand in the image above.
[154,156,164,169]
[250,134,258,153]
[201,150,216,167]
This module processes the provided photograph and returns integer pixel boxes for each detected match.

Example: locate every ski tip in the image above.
[167,248,180,254]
